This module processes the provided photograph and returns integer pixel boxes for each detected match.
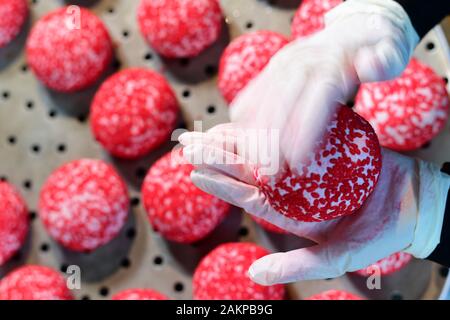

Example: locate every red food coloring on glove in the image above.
[26,7,113,92]
[218,30,289,104]
[307,290,363,300]
[354,252,412,277]
[291,0,342,39]
[193,242,285,300]
[0,265,73,300]
[137,0,223,58]
[0,0,28,48]
[251,216,288,234]
[142,150,230,244]
[39,159,129,252]
[355,58,450,151]
[112,289,169,300]
[0,182,28,266]
[255,106,381,222]
[90,68,179,159]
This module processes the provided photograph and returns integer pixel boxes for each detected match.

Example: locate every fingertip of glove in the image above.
[248,257,280,286]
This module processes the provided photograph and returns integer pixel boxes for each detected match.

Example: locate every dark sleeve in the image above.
[427,188,450,267]
[395,0,450,38]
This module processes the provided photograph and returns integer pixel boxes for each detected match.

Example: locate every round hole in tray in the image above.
[7,135,17,145]
[99,287,110,297]
[207,105,216,114]
[40,243,50,252]
[144,52,153,61]
[441,162,450,175]
[60,264,69,273]
[204,65,217,76]
[26,100,34,110]
[238,226,249,237]
[246,21,254,29]
[121,257,131,268]
[2,91,10,100]
[135,167,147,180]
[174,282,184,293]
[179,58,190,67]
[122,30,130,38]
[29,211,37,220]
[23,180,32,190]
[421,141,431,149]
[126,227,137,240]
[153,256,164,266]
[21,64,28,73]
[130,197,140,207]
[57,144,67,153]
[182,89,191,98]
[439,267,449,278]
[77,114,87,123]
[31,144,41,153]
[0,175,7,182]
[48,110,57,118]
[107,7,115,14]
[426,42,435,51]
[390,291,404,300]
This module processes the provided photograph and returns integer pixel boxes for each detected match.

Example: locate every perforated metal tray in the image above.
[0,0,449,300]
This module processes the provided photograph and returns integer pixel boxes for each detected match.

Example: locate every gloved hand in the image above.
[179,126,450,285]
[230,0,419,171]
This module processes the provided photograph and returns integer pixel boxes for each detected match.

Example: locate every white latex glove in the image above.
[179,127,450,285]
[230,0,419,171]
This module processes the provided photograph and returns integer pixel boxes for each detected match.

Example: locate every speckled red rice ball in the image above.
[354,58,450,151]
[0,182,28,266]
[307,290,363,300]
[218,30,289,104]
[39,159,129,252]
[0,0,28,48]
[112,288,169,300]
[90,68,179,159]
[291,0,342,39]
[26,6,113,92]
[137,0,223,58]
[354,252,413,277]
[0,265,73,300]
[142,150,230,244]
[193,242,285,300]
[255,106,382,222]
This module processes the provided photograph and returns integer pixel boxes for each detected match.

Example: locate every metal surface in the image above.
[0,0,448,300]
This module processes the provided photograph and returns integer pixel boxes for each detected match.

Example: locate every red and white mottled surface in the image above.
[0,265,73,300]
[0,0,28,48]
[137,0,222,58]
[142,150,230,244]
[39,159,129,252]
[112,288,169,300]
[251,215,288,234]
[256,106,381,222]
[307,290,363,300]
[26,6,113,92]
[218,30,289,104]
[291,0,342,39]
[354,252,413,277]
[193,242,285,300]
[355,58,450,151]
[0,182,28,266]
[90,68,179,159]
